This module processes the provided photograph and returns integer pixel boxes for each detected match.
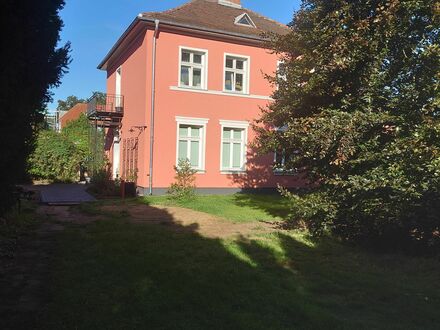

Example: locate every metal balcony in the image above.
[87,93,124,119]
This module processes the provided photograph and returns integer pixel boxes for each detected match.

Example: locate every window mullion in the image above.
[229,141,233,169]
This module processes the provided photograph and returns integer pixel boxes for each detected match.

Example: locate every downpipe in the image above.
[148,19,159,195]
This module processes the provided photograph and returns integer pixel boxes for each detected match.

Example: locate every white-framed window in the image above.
[272,126,297,175]
[220,120,249,172]
[179,47,208,89]
[175,117,208,171]
[277,60,287,89]
[273,150,298,175]
[224,54,249,94]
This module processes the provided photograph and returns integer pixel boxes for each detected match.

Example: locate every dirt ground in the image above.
[101,204,280,238]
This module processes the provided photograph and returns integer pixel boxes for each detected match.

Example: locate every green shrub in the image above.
[88,169,120,197]
[167,159,197,200]
[29,130,80,182]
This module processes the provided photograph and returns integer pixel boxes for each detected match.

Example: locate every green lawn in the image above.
[38,204,440,330]
[140,193,291,223]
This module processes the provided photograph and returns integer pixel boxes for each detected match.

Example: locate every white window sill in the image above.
[273,170,298,176]
[220,170,246,175]
[222,90,249,96]
[169,86,272,101]
[178,85,207,91]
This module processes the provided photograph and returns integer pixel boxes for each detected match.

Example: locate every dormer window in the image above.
[234,13,256,28]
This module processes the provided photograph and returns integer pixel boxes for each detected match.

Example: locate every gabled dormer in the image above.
[234,13,256,28]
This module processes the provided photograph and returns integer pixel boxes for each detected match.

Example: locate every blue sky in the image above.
[48,0,301,112]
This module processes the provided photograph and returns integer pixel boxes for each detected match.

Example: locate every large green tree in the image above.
[56,95,86,113]
[0,1,70,214]
[257,0,439,251]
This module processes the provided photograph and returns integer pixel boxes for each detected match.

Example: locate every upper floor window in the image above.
[224,54,249,94]
[179,47,207,89]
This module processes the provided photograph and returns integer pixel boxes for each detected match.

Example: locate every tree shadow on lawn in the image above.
[40,204,440,330]
[232,192,292,220]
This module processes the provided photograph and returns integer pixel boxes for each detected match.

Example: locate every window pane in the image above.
[179,126,188,137]
[190,141,199,167]
[233,129,242,140]
[225,71,234,91]
[226,58,233,68]
[222,143,230,168]
[180,66,190,86]
[181,51,190,62]
[235,73,243,92]
[191,127,200,137]
[178,140,188,161]
[193,68,202,87]
[193,53,202,64]
[223,128,231,139]
[236,60,244,70]
[275,151,284,165]
[232,143,242,168]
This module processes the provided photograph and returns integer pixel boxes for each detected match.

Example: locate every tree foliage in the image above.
[56,95,86,113]
[0,0,70,214]
[258,0,440,251]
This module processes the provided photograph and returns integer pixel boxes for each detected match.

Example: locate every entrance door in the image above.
[115,67,122,108]
[112,131,120,179]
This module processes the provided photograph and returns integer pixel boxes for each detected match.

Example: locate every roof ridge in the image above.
[142,0,196,17]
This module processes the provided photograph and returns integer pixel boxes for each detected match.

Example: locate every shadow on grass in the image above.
[232,192,291,220]
[39,203,440,330]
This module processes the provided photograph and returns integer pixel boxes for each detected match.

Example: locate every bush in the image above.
[88,169,120,197]
[167,159,197,200]
[28,130,80,182]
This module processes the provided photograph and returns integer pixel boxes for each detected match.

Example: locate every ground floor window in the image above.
[175,117,208,171]
[220,120,249,172]
[273,149,298,175]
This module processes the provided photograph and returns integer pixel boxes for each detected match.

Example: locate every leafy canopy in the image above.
[0,0,70,214]
[56,95,86,113]
[258,0,440,251]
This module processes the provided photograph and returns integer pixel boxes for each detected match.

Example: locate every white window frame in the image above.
[223,53,250,94]
[234,13,256,28]
[178,46,208,90]
[175,116,209,172]
[276,60,287,90]
[273,125,297,176]
[219,120,249,173]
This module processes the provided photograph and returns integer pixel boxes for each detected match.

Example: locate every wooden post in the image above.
[121,179,125,199]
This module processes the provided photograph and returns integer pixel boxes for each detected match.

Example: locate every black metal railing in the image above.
[87,93,124,116]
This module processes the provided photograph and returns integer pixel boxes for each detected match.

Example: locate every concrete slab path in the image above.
[32,184,96,205]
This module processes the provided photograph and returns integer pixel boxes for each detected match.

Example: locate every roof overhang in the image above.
[98,16,270,71]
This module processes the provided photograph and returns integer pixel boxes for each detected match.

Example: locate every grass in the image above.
[140,193,291,223]
[38,205,440,330]
[0,201,40,258]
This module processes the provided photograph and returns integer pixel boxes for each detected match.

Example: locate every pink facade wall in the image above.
[106,28,304,191]
[106,30,150,188]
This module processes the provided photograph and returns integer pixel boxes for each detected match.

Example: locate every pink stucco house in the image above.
[88,0,303,194]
